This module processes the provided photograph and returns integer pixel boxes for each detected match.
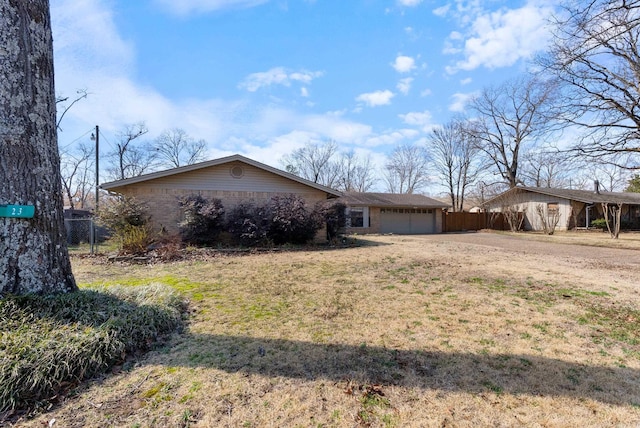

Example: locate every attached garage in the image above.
[380,208,436,234]
[340,192,448,235]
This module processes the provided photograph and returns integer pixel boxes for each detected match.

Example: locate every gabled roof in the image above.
[100,154,343,197]
[339,192,449,208]
[484,186,640,206]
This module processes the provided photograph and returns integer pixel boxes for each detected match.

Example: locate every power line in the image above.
[58,128,94,154]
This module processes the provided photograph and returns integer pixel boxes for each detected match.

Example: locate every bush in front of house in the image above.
[315,200,346,241]
[227,202,272,247]
[177,194,338,248]
[591,218,634,231]
[178,195,226,245]
[97,196,154,254]
[268,195,323,245]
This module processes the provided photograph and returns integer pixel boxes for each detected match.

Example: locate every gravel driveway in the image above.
[422,231,640,266]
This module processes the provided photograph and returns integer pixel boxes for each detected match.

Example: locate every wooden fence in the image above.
[442,211,513,232]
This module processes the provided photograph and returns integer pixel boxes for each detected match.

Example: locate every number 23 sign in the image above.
[0,205,35,219]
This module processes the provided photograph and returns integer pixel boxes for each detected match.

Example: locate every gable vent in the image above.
[230,165,244,179]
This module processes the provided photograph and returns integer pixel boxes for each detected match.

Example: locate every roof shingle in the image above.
[339,192,449,208]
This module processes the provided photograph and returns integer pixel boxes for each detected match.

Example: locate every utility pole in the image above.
[94,125,99,212]
[91,125,99,254]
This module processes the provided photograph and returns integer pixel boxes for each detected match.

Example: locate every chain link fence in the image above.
[64,218,109,254]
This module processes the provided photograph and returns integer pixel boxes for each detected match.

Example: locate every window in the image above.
[347,207,369,228]
[547,202,559,214]
[349,207,364,227]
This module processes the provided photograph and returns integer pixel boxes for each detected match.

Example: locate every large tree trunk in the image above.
[0,0,76,294]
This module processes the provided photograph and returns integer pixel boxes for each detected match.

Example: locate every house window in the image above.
[347,207,369,228]
[547,202,559,214]
[350,208,364,227]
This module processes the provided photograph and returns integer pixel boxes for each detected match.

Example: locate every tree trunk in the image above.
[0,0,77,294]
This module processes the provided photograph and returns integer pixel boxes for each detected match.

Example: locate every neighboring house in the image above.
[339,192,449,235]
[100,154,342,239]
[483,185,640,231]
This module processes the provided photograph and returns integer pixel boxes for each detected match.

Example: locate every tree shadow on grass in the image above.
[163,333,640,407]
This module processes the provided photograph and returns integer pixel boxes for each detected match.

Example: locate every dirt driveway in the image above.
[425,231,640,266]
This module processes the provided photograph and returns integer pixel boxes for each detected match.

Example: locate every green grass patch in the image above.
[581,305,640,347]
[0,284,187,414]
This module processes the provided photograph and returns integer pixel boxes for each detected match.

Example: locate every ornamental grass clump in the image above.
[0,284,186,415]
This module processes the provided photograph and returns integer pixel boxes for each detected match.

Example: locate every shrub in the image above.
[97,196,154,254]
[178,195,225,245]
[227,202,271,247]
[0,284,185,414]
[591,217,633,230]
[269,195,322,245]
[315,200,346,241]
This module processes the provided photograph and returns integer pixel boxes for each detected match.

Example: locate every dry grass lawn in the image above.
[17,232,640,427]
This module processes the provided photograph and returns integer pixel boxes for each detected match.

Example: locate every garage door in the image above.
[380,208,436,234]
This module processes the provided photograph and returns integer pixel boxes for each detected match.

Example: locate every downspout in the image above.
[586,204,593,228]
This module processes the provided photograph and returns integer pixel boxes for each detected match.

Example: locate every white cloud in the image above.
[445,3,554,73]
[449,92,476,112]
[51,0,134,78]
[392,55,416,73]
[356,90,395,107]
[399,110,432,127]
[398,110,436,132]
[460,77,472,85]
[420,89,432,97]
[364,129,420,147]
[153,0,269,15]
[239,67,324,92]
[432,4,450,17]
[397,78,414,95]
[397,0,423,6]
[300,87,309,97]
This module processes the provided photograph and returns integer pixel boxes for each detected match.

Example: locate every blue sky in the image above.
[51,0,557,193]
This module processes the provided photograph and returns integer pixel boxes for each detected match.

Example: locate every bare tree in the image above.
[571,161,631,191]
[335,150,377,192]
[0,0,77,294]
[154,128,207,169]
[542,0,640,167]
[385,143,431,194]
[520,150,574,188]
[602,202,623,239]
[465,75,558,188]
[535,203,561,235]
[500,192,528,232]
[429,119,483,211]
[282,141,340,188]
[60,142,95,210]
[106,123,156,181]
[55,89,88,131]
